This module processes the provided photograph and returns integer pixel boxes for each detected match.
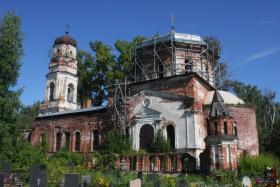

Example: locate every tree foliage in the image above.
[0,11,23,160]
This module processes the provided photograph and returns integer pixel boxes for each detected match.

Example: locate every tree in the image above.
[0,11,23,160]
[204,36,229,90]
[152,129,171,153]
[114,36,146,82]
[15,102,40,131]
[77,36,146,106]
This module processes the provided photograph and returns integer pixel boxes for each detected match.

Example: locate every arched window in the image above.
[56,132,62,151]
[185,58,192,72]
[67,84,74,102]
[93,130,99,148]
[214,121,218,135]
[65,131,71,150]
[75,131,80,152]
[167,125,175,149]
[224,121,228,134]
[49,82,55,101]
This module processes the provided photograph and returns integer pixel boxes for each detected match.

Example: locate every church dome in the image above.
[54,32,77,47]
[203,90,245,105]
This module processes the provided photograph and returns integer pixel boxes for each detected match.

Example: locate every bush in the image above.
[11,139,46,172]
[152,129,171,153]
[238,154,280,177]
[49,150,83,166]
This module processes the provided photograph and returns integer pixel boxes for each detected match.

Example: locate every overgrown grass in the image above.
[238,153,280,177]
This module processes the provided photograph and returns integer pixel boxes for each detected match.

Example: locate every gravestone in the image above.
[154,179,161,187]
[81,175,90,187]
[148,173,157,181]
[242,176,252,187]
[129,178,141,187]
[0,173,8,187]
[29,164,47,187]
[177,180,186,187]
[65,173,80,187]
[1,162,11,175]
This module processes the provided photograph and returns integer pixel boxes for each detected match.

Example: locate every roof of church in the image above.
[54,32,77,47]
[138,31,207,48]
[209,90,230,118]
[204,90,245,105]
[37,106,106,118]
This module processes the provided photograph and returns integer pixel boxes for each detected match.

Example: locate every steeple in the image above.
[209,90,230,118]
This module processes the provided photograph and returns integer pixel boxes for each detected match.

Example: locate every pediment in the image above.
[134,107,161,119]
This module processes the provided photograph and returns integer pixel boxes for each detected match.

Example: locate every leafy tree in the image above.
[104,129,132,154]
[152,129,171,153]
[114,36,146,82]
[15,101,40,131]
[0,11,23,160]
[204,36,229,90]
[77,36,146,106]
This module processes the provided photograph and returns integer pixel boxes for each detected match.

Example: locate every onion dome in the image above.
[54,32,77,47]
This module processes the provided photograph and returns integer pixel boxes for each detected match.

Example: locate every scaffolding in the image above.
[112,78,128,131]
[133,30,222,87]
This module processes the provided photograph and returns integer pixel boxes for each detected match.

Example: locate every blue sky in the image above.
[1,0,280,105]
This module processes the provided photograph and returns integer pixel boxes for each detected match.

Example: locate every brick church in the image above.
[31,31,259,172]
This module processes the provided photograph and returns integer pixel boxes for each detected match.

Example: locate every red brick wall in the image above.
[31,110,111,153]
[228,106,259,156]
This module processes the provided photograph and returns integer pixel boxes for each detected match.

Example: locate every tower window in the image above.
[224,121,228,134]
[57,49,60,53]
[49,82,55,101]
[185,58,193,72]
[70,50,72,54]
[67,83,74,102]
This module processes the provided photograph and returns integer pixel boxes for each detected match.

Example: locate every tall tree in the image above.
[204,36,229,90]
[0,12,23,160]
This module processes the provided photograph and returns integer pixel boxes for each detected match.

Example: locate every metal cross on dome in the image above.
[65,24,70,35]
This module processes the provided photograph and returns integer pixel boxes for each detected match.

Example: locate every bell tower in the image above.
[39,32,80,114]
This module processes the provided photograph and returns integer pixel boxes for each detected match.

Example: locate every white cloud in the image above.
[243,48,280,63]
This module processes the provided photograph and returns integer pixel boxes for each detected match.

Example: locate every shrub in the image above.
[104,129,132,154]
[152,129,171,153]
